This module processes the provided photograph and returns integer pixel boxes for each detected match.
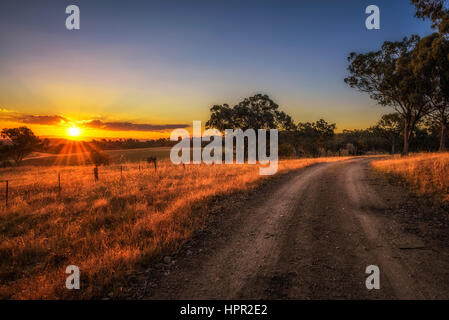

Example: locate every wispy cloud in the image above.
[0,108,189,132]
[83,119,189,131]
[19,115,68,125]
[0,108,20,121]
[0,109,67,125]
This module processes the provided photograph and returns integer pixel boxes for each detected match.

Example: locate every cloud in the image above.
[0,109,67,125]
[0,108,20,122]
[0,109,189,132]
[83,119,189,132]
[18,115,68,125]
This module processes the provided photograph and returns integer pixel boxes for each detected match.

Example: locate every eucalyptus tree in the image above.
[412,0,449,33]
[205,94,295,159]
[411,33,449,150]
[206,94,295,132]
[345,36,431,155]
[0,127,43,165]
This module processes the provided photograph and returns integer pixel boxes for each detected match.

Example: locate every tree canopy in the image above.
[410,32,449,150]
[345,35,431,154]
[1,127,43,165]
[412,0,449,33]
[206,94,296,132]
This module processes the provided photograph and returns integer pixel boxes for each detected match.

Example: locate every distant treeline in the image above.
[205,94,447,158]
[90,138,176,150]
[279,113,445,158]
[36,138,176,155]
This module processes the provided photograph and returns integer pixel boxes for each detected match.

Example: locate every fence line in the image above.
[0,159,166,211]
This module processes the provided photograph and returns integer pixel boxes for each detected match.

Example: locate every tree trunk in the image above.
[402,119,410,156]
[440,123,447,152]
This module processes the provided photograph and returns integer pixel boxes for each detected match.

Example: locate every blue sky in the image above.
[0,0,433,138]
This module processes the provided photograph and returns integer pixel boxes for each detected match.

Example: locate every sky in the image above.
[0,0,433,140]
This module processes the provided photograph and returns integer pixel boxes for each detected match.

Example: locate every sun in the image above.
[67,126,82,138]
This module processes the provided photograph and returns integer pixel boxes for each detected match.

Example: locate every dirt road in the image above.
[139,157,449,299]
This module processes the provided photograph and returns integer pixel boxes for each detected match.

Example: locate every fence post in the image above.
[94,166,99,182]
[5,180,8,208]
[58,172,61,196]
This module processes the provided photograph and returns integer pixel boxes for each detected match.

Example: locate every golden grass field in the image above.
[0,157,349,299]
[22,147,172,166]
[372,153,449,202]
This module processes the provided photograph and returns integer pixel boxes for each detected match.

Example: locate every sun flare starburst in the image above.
[67,126,81,138]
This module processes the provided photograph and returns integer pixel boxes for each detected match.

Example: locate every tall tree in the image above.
[345,36,430,155]
[1,127,43,165]
[206,94,295,131]
[412,0,449,33]
[411,33,449,151]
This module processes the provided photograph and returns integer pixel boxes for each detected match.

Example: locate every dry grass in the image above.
[0,157,348,299]
[372,153,449,202]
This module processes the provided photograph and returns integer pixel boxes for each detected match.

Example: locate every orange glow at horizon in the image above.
[0,118,182,141]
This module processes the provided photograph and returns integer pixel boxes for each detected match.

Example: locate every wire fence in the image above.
[0,159,165,213]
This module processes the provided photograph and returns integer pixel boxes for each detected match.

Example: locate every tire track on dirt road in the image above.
[144,157,449,299]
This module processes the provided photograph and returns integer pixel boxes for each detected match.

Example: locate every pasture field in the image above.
[0,156,348,299]
[372,153,449,202]
[21,147,173,166]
